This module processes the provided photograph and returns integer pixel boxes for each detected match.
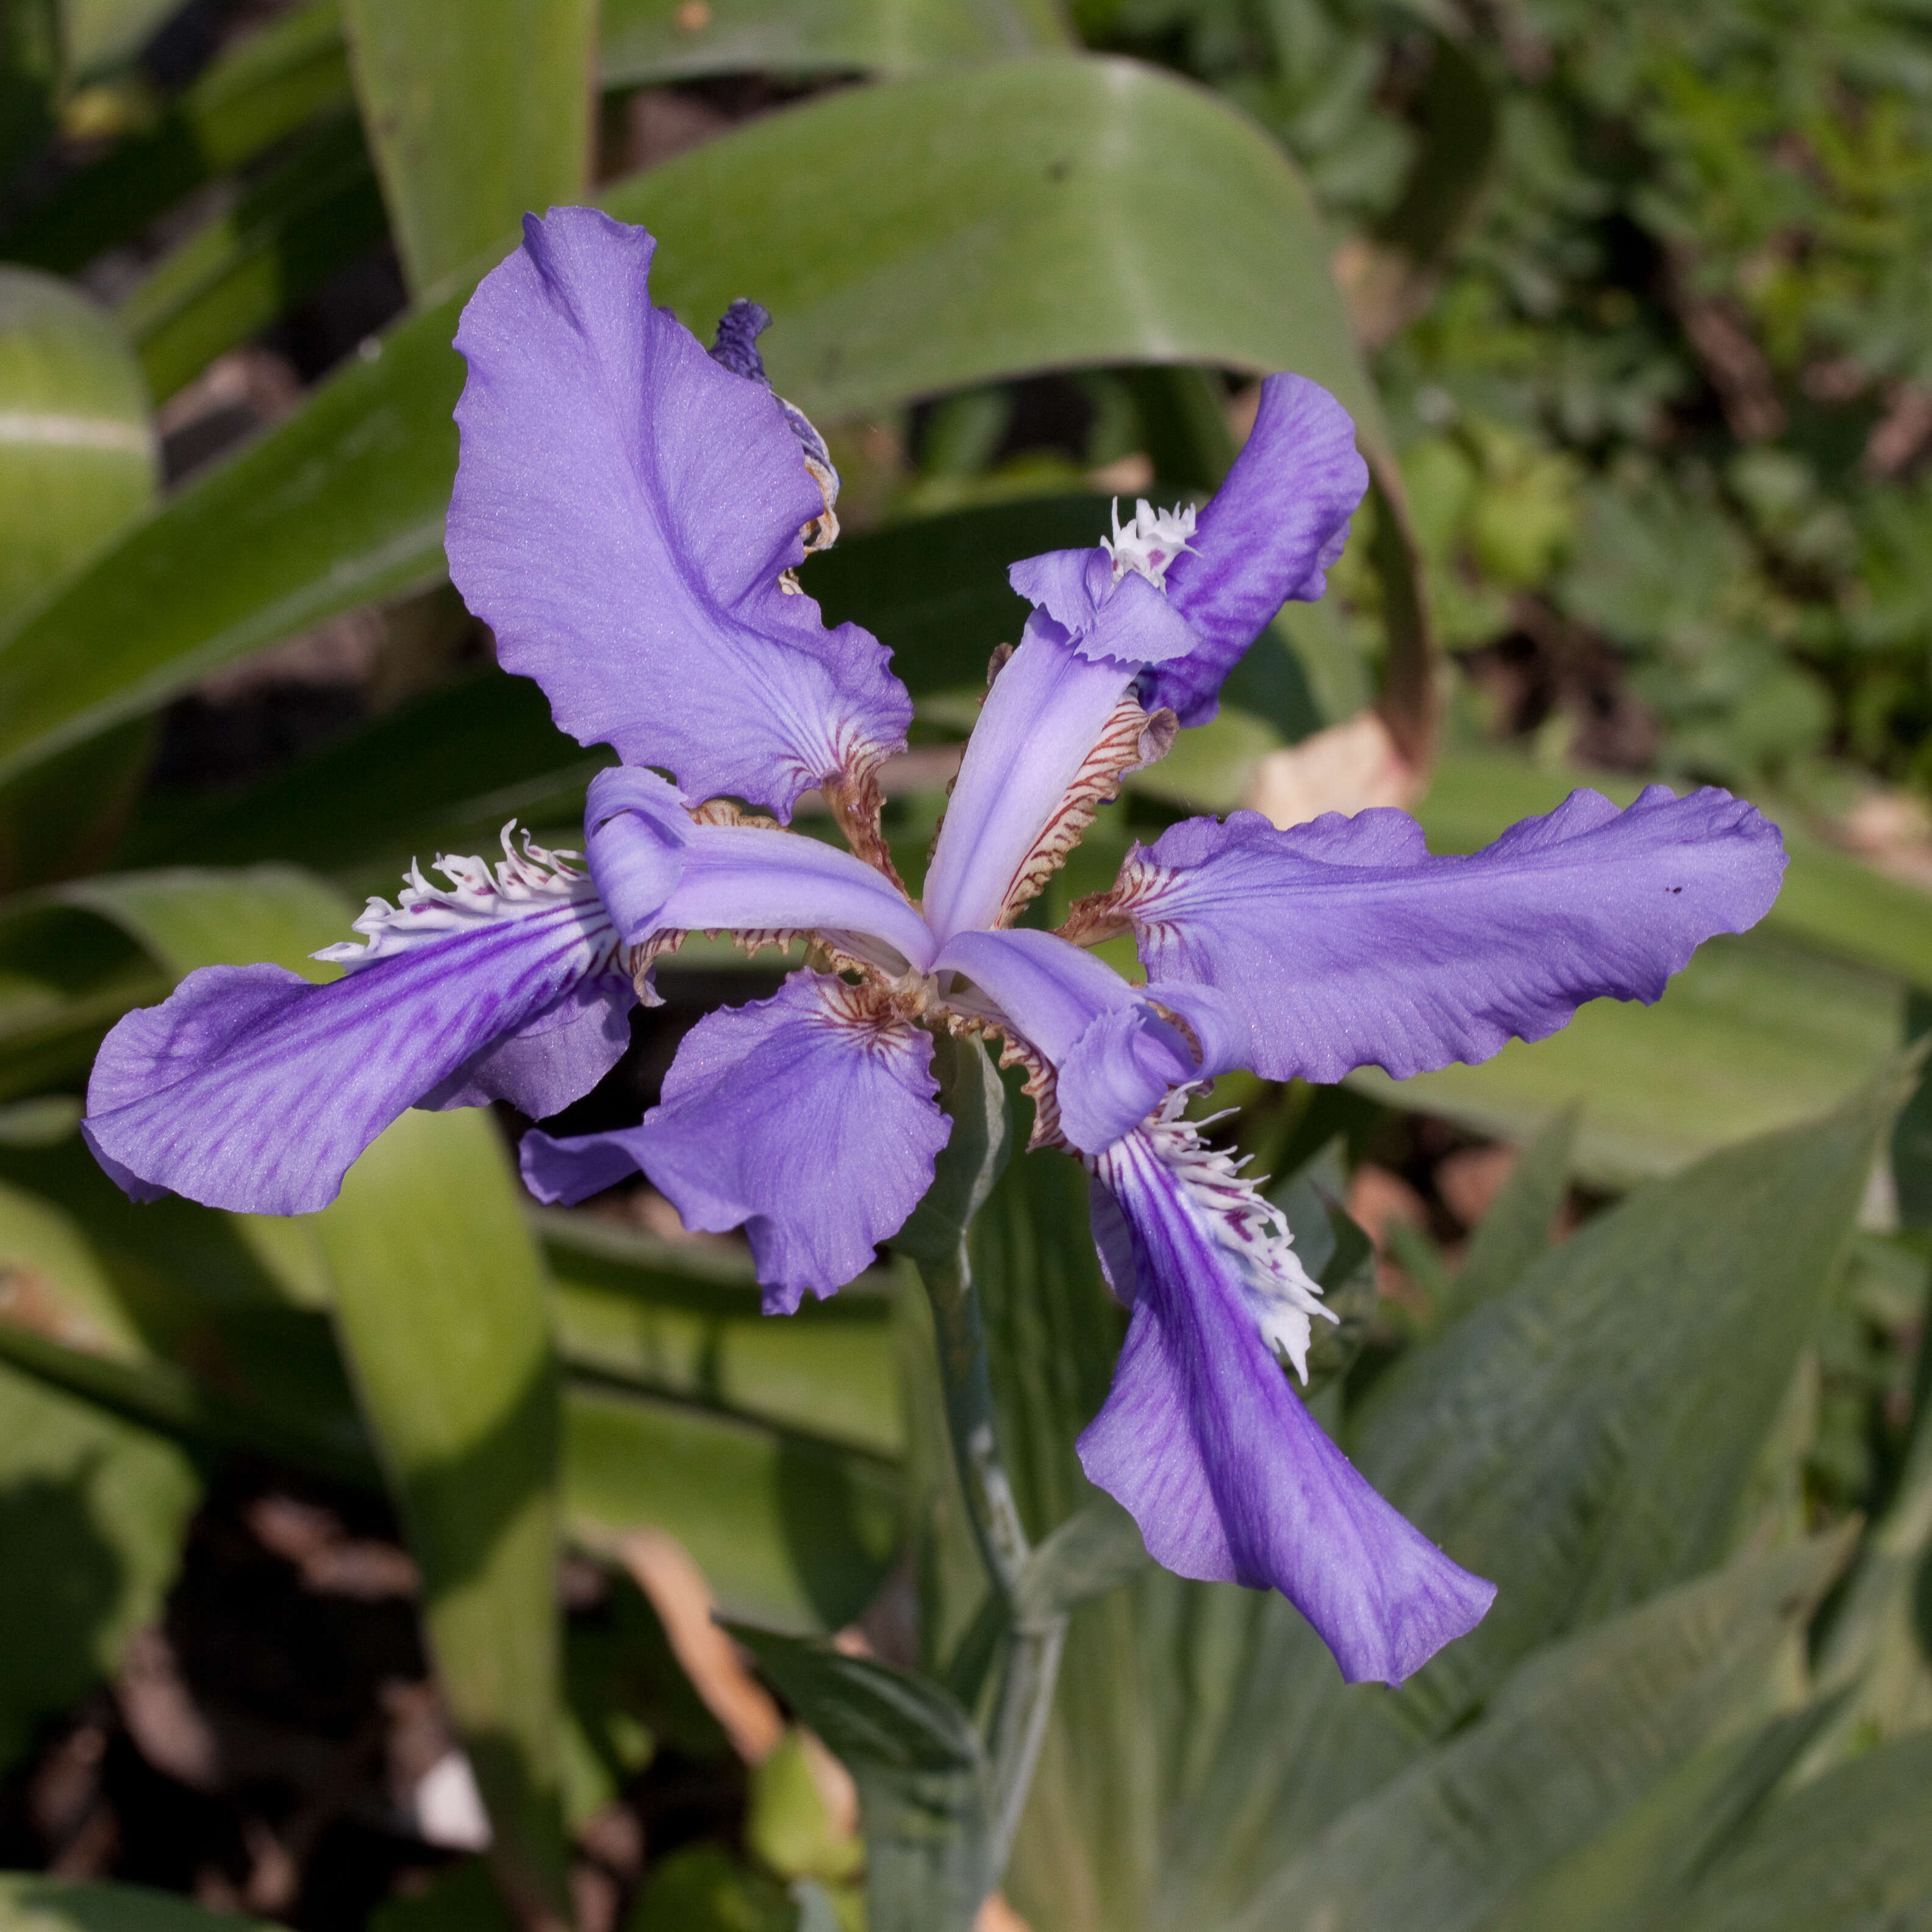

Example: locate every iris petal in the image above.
[1079,1127,1496,1684]
[521,970,948,1310]
[84,887,623,1214]
[446,208,912,820]
[1117,786,1787,1086]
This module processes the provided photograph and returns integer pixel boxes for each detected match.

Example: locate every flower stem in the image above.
[896,1032,1068,1881]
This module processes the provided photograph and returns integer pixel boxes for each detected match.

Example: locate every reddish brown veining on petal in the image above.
[994,695,1176,931]
[822,758,906,891]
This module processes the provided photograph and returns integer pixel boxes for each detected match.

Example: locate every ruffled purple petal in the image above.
[84,886,622,1214]
[446,208,911,818]
[1078,1127,1495,1684]
[1006,549,1197,666]
[1119,785,1787,1086]
[521,971,947,1310]
[1151,374,1368,726]
[586,766,936,971]
[934,928,1239,1153]
[920,622,1137,944]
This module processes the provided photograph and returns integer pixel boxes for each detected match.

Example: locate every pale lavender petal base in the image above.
[84,893,615,1214]
[522,971,948,1309]
[1079,1129,1495,1684]
[921,621,1136,943]
[447,208,911,818]
[1125,786,1787,1085]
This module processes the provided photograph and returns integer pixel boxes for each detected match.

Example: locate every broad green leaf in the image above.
[0,55,1376,791]
[0,267,154,629]
[0,1351,198,1769]
[0,896,164,1103]
[1648,1728,1932,1932]
[1220,1536,1846,1932]
[68,868,570,1922]
[729,1624,994,1932]
[1482,1705,1839,1932]
[118,112,387,401]
[1352,1075,1902,1731]
[564,1382,901,1633]
[1444,1105,1576,1314]
[2,1,354,274]
[1350,930,1903,1187]
[1806,1288,1932,1759]
[340,0,597,294]
[0,1876,276,1932]
[601,0,1069,85]
[543,1212,901,1458]
[317,1107,572,1921]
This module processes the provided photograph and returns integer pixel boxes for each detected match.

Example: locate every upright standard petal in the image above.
[920,621,1160,943]
[446,207,911,819]
[84,844,627,1215]
[1078,1124,1495,1684]
[1151,374,1368,726]
[521,971,948,1311]
[1099,785,1787,1086]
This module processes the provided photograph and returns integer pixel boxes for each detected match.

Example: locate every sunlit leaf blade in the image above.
[1,1,356,274]
[118,112,388,402]
[0,1875,277,1931]
[1353,1073,1903,1731]
[340,0,598,294]
[544,1214,902,1458]
[316,1108,573,1922]
[0,1350,199,1772]
[0,268,155,631]
[1218,1537,1846,1932]
[63,870,571,1921]
[1646,1728,1932,1932]
[728,1625,993,1932]
[601,0,1068,85]
[0,269,158,893]
[0,55,1375,792]
[566,1383,901,1634]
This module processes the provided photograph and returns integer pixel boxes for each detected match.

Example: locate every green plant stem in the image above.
[896,1032,1068,1882]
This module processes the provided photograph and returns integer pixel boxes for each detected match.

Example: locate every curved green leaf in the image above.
[1222,1538,1846,1932]
[59,868,571,1923]
[0,54,1375,790]
[0,268,157,893]
[118,112,387,402]
[603,0,1068,85]
[0,268,154,631]
[341,0,597,295]
[1649,1728,1932,1932]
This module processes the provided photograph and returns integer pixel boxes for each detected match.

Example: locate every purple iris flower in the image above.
[81,209,1787,1687]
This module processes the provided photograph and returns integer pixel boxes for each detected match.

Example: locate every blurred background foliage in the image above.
[1,1,1931,1929]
